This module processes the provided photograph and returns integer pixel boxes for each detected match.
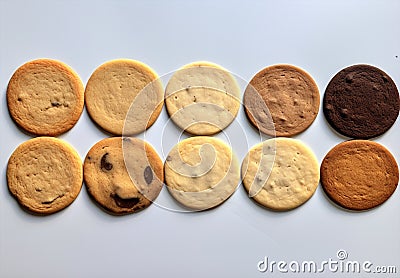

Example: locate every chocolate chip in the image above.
[111,194,140,208]
[100,153,113,171]
[51,101,61,107]
[144,166,153,185]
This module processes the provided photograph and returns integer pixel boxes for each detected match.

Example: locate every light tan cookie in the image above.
[320,140,398,210]
[83,137,163,215]
[165,61,240,135]
[164,136,240,210]
[244,64,320,136]
[85,59,163,135]
[7,59,84,136]
[241,138,319,211]
[7,137,83,215]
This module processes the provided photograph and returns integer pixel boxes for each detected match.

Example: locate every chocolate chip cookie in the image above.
[83,137,163,214]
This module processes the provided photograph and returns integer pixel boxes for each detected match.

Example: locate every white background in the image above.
[1,0,399,277]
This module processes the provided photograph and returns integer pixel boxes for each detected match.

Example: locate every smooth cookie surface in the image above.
[7,59,84,136]
[320,140,398,210]
[164,136,240,210]
[165,61,240,135]
[241,138,319,211]
[85,59,164,135]
[7,137,83,214]
[84,137,163,214]
[244,64,320,137]
[323,64,399,139]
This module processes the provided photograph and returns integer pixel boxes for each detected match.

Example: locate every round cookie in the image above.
[241,138,319,211]
[85,59,164,135]
[84,137,163,215]
[165,61,240,135]
[244,64,320,137]
[7,137,83,215]
[320,140,398,210]
[323,64,400,139]
[7,59,84,136]
[164,136,240,210]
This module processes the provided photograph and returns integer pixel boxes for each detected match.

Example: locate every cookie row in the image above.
[8,136,398,215]
[7,59,399,138]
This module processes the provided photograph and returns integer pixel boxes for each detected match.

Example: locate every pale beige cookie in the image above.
[85,59,164,135]
[165,61,240,135]
[84,137,163,215]
[164,136,240,210]
[321,140,398,210]
[7,59,84,136]
[241,138,319,211]
[244,64,320,137]
[7,137,83,215]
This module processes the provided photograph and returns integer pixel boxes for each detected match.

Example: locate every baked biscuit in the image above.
[7,137,83,214]
[165,61,240,135]
[7,59,84,136]
[320,140,398,210]
[84,137,163,215]
[241,138,319,211]
[85,59,163,135]
[244,64,320,137]
[164,136,240,210]
[323,64,399,139]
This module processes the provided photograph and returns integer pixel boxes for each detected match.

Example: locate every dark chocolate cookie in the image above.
[83,137,163,215]
[323,64,399,139]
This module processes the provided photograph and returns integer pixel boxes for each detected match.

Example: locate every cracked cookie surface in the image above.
[7,59,84,136]
[7,137,83,215]
[83,137,163,215]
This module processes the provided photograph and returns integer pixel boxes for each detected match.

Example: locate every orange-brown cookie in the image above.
[320,140,398,210]
[83,137,163,215]
[7,137,83,215]
[7,59,84,136]
[244,64,320,137]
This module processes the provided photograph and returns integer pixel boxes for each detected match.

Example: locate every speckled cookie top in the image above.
[241,138,320,211]
[244,64,320,137]
[85,59,164,135]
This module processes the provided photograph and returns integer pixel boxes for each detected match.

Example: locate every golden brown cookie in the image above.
[164,136,240,211]
[320,140,398,210]
[7,59,84,136]
[241,138,320,211]
[244,64,320,137]
[7,137,83,215]
[165,61,240,135]
[83,137,163,215]
[85,59,164,135]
